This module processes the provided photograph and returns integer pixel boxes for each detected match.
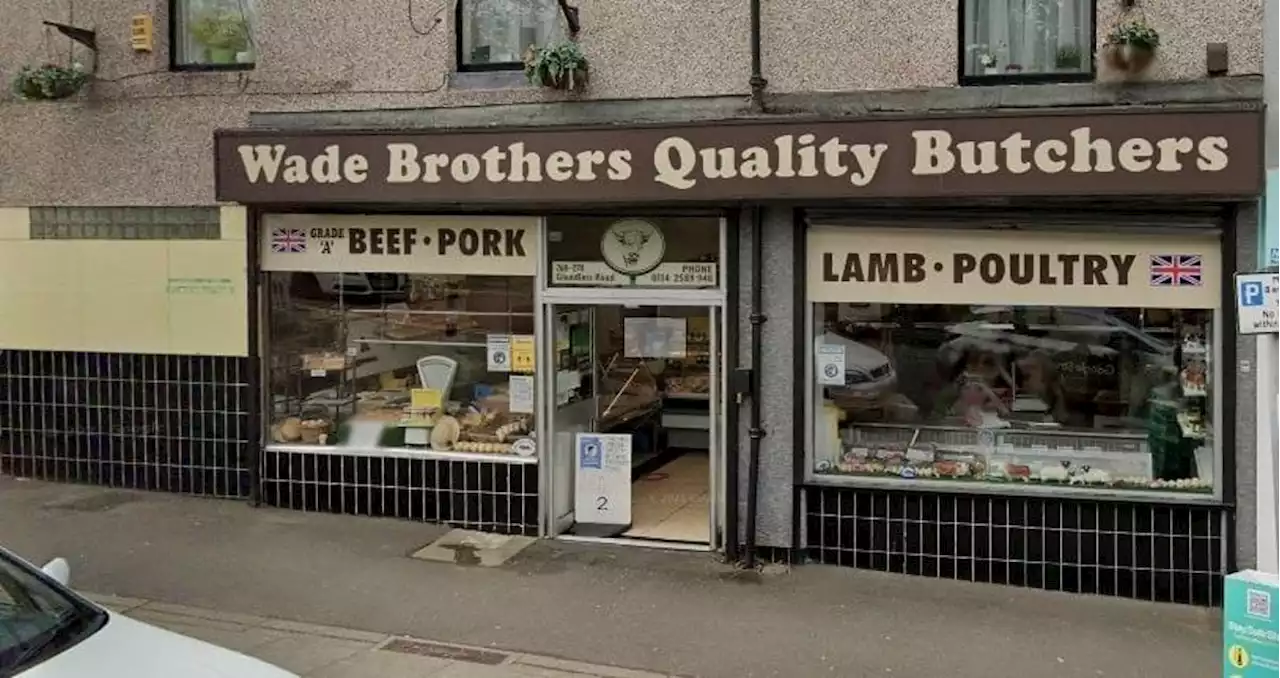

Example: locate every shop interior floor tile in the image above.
[623,452,710,543]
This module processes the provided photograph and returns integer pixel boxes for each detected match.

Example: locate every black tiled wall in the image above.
[0,350,251,497]
[805,486,1226,606]
[261,450,540,536]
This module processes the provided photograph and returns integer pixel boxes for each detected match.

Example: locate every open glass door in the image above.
[545,304,595,534]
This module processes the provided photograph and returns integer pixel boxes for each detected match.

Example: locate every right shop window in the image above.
[811,304,1215,494]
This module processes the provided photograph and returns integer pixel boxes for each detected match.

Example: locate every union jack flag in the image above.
[271,228,307,254]
[1149,254,1202,287]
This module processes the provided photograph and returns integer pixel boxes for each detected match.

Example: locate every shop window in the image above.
[546,216,721,290]
[811,303,1216,495]
[171,0,257,69]
[960,0,1094,85]
[457,0,566,71]
[266,272,538,458]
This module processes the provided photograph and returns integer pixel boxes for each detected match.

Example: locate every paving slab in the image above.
[252,635,374,675]
[161,622,294,654]
[127,607,252,633]
[260,618,390,643]
[411,529,538,567]
[142,599,273,626]
[508,655,672,678]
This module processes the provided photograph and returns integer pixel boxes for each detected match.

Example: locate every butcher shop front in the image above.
[215,102,1262,604]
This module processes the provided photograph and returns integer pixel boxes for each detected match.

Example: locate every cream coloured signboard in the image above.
[808,227,1221,309]
[261,214,538,275]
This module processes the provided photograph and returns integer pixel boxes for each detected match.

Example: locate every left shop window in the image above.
[172,0,257,69]
[266,272,537,458]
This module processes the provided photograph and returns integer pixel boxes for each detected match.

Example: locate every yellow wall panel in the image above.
[0,207,249,356]
[219,205,247,241]
[0,208,30,240]
[168,240,248,356]
[78,241,171,355]
[0,242,82,350]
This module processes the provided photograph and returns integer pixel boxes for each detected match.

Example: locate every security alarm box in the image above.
[130,14,153,53]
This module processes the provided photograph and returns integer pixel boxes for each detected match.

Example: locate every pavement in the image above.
[0,476,1225,678]
[83,593,672,678]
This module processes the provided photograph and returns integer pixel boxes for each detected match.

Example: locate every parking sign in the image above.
[1235,272,1279,334]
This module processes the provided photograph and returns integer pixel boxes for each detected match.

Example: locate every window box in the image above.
[960,0,1095,86]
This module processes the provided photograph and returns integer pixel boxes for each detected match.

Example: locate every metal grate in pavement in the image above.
[381,638,508,665]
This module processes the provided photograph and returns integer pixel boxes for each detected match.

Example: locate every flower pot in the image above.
[536,66,588,91]
[204,47,238,64]
[1105,43,1155,74]
[16,78,45,100]
[982,67,999,75]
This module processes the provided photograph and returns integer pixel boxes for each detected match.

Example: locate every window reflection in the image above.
[813,304,1214,493]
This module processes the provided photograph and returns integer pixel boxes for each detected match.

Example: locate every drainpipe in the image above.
[748,0,767,112]
[724,210,741,563]
[742,206,767,568]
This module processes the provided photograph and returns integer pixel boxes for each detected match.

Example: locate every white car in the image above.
[0,547,297,678]
[818,331,897,395]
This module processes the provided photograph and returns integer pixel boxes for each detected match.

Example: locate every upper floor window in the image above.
[172,0,257,70]
[457,0,566,71]
[960,0,1094,85]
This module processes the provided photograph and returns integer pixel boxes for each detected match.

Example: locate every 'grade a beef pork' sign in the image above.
[215,109,1261,205]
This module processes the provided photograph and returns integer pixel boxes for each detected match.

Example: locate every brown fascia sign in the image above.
[215,108,1262,205]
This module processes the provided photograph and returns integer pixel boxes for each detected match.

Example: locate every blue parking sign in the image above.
[1240,280,1265,307]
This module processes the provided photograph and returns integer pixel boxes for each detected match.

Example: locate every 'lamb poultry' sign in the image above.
[807,227,1221,309]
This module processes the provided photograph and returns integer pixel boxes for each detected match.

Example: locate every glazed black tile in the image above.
[988,560,1009,586]
[1153,506,1174,535]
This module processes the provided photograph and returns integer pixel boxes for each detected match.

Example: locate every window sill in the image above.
[959,72,1094,87]
[803,472,1224,505]
[266,443,538,464]
[171,63,255,73]
[449,70,532,91]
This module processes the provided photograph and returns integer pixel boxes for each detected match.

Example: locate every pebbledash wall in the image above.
[0,0,1267,604]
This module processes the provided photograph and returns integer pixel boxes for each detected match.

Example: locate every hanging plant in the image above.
[1104,18,1160,74]
[11,63,90,101]
[523,41,589,91]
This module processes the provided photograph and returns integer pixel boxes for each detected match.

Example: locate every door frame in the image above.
[539,300,725,548]
[536,216,729,549]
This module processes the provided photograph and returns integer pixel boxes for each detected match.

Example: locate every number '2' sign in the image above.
[574,434,632,527]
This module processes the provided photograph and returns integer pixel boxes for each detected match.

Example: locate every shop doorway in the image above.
[543,302,723,548]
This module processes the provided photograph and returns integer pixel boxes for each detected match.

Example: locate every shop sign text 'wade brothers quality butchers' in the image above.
[215,110,1261,204]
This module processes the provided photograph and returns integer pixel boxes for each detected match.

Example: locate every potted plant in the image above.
[971,44,999,75]
[11,62,89,101]
[1104,18,1160,74]
[523,41,588,91]
[190,10,250,64]
[1055,44,1082,71]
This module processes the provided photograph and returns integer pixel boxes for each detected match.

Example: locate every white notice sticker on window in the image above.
[817,344,845,386]
[508,375,535,414]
